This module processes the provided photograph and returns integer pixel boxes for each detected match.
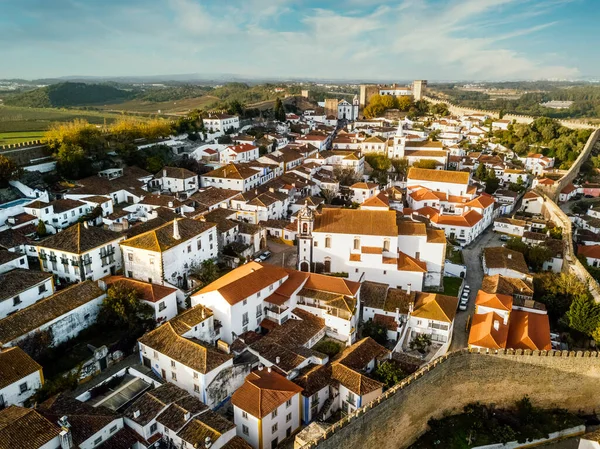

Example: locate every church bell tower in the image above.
[297,203,314,272]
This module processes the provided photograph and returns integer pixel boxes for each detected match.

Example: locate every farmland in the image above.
[97,95,219,115]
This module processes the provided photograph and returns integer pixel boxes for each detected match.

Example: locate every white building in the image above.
[201,164,262,193]
[0,347,43,407]
[232,368,303,449]
[37,223,125,282]
[349,182,379,204]
[151,166,199,197]
[205,114,240,134]
[483,247,532,281]
[520,191,545,215]
[337,97,359,121]
[24,198,93,231]
[0,269,54,319]
[121,218,217,288]
[408,292,458,346]
[220,144,260,164]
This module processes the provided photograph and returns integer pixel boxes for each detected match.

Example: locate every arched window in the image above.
[353,237,360,250]
[383,239,390,252]
[325,236,331,248]
[302,223,308,234]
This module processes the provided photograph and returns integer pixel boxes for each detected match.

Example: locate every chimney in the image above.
[173,218,181,240]
[205,436,213,449]
[168,201,174,208]
[406,283,411,295]
[503,314,509,326]
[184,411,191,421]
[133,410,140,419]
[163,169,167,178]
[83,221,89,229]
[275,356,280,364]
[267,366,272,373]
[258,364,264,371]
[493,320,500,331]
[59,429,73,449]
[507,253,512,260]
[98,280,107,291]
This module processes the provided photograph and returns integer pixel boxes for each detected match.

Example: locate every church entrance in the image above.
[324,259,331,273]
[300,261,310,272]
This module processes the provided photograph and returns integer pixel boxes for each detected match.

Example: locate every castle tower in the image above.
[412,80,428,101]
[297,203,314,272]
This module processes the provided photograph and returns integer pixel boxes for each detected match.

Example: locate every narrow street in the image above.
[266,239,298,269]
[450,227,503,350]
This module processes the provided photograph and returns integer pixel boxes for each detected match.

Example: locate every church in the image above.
[337,97,360,121]
[296,201,446,292]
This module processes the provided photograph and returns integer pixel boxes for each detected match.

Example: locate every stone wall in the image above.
[305,349,600,449]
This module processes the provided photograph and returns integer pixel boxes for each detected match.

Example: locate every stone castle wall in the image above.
[304,349,600,449]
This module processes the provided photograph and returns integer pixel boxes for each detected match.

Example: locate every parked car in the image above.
[458,300,468,311]
[259,251,272,261]
[500,235,509,241]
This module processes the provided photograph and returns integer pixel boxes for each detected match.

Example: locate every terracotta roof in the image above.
[0,281,104,345]
[432,209,483,228]
[121,218,216,253]
[155,395,208,431]
[0,250,22,266]
[523,191,541,200]
[468,312,509,349]
[397,220,427,236]
[397,251,427,272]
[335,337,390,371]
[293,364,332,397]
[194,262,288,306]
[187,187,240,208]
[361,246,382,254]
[123,383,189,426]
[231,368,303,418]
[0,269,53,303]
[138,323,232,374]
[360,192,390,209]
[405,140,444,149]
[331,363,383,396]
[578,245,600,260]
[226,143,258,154]
[412,292,458,323]
[427,229,446,244]
[506,310,551,351]
[314,209,398,236]
[169,305,214,336]
[0,406,59,449]
[105,276,176,303]
[464,195,495,209]
[483,247,529,275]
[475,290,513,312]
[38,223,122,254]
[304,272,360,296]
[480,274,533,297]
[203,163,260,180]
[350,182,378,190]
[177,410,235,447]
[373,313,398,331]
[410,189,440,202]
[561,183,577,194]
[50,198,87,213]
[0,347,41,389]
[407,168,469,185]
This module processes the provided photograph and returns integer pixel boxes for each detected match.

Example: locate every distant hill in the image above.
[3,82,133,108]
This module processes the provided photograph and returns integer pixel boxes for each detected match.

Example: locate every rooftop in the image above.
[0,268,53,303]
[0,406,59,449]
[483,247,529,275]
[0,347,41,389]
[407,167,469,185]
[38,223,122,254]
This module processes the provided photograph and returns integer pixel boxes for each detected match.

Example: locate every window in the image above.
[256,304,262,318]
[415,251,420,260]
[193,372,199,379]
[197,239,202,250]
[353,237,360,250]
[153,351,158,359]
[325,236,331,248]
[148,278,152,284]
[19,258,25,265]
[194,384,200,393]
[242,411,248,419]
[94,437,103,445]
[158,302,166,312]
[257,291,261,298]
[272,423,278,433]
[269,285,274,291]
[171,360,176,368]
[286,399,292,408]
[242,425,249,436]
[187,245,191,253]
[149,257,154,265]
[13,296,21,306]
[150,423,157,433]
[286,413,292,423]
[243,299,247,306]
[209,233,213,242]
[110,425,117,434]
[128,253,133,261]
[19,382,28,393]
[242,312,249,326]
[271,409,278,418]
[171,372,177,380]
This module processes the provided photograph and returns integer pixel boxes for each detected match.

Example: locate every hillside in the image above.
[3,82,133,108]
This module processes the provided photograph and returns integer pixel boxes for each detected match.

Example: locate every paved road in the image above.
[450,228,504,350]
[266,239,298,270]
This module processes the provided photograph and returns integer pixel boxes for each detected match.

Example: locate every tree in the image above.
[56,143,89,179]
[36,220,47,237]
[428,129,441,141]
[391,157,409,180]
[566,295,600,336]
[412,159,439,170]
[320,187,337,204]
[273,97,286,122]
[409,334,432,353]
[333,167,360,186]
[475,163,488,182]
[397,96,412,111]
[361,320,388,345]
[526,245,553,272]
[192,259,220,287]
[0,155,21,188]
[98,284,155,332]
[485,167,499,194]
[374,361,406,388]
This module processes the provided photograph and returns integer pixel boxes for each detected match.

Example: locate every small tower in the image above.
[352,95,360,121]
[297,202,314,272]
[393,121,406,158]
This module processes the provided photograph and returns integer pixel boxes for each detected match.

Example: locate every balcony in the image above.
[100,247,115,257]
[60,258,69,265]
[82,258,92,266]
[39,253,47,261]
[48,255,57,262]
[71,260,80,267]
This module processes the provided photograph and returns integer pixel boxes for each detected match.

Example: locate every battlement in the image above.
[303,348,600,449]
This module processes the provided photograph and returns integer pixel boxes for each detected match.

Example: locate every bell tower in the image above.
[297,203,314,272]
[393,121,406,158]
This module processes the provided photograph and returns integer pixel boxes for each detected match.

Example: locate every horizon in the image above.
[2,0,599,81]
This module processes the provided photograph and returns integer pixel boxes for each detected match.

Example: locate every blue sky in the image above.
[1,0,598,81]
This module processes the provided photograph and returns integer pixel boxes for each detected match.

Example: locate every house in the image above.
[120,218,217,289]
[491,119,511,130]
[408,292,458,346]
[298,205,446,291]
[24,198,93,231]
[123,382,237,449]
[0,347,43,407]
[0,406,61,449]
[205,114,240,134]
[36,222,125,282]
[152,166,199,197]
[201,164,262,193]
[559,183,578,202]
[105,276,179,323]
[493,217,527,236]
[349,182,379,204]
[520,191,545,215]
[221,144,260,164]
[138,322,235,407]
[0,280,105,348]
[0,250,28,274]
[0,269,54,319]
[483,247,531,281]
[191,262,361,345]
[578,245,600,268]
[579,430,600,449]
[360,281,414,341]
[232,367,303,449]
[231,190,290,225]
[524,153,554,175]
[480,274,534,302]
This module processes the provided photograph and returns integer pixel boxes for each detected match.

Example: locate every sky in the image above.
[1,0,599,81]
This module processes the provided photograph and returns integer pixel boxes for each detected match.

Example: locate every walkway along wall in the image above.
[304,349,600,449]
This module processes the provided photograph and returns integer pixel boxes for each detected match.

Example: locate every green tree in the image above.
[374,361,406,388]
[412,159,439,170]
[361,320,388,345]
[409,334,432,353]
[0,155,22,188]
[391,157,409,180]
[36,220,47,237]
[273,97,286,122]
[98,284,155,331]
[55,143,89,179]
[397,96,413,111]
[475,163,488,182]
[566,295,600,336]
[485,168,499,194]
[193,259,220,286]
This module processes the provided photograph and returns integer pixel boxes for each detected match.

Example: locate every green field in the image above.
[98,95,219,114]
[0,131,46,146]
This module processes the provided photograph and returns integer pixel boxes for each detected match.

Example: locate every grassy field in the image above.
[0,130,46,145]
[98,95,219,115]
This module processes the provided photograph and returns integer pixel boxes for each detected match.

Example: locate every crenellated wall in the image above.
[304,348,600,449]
